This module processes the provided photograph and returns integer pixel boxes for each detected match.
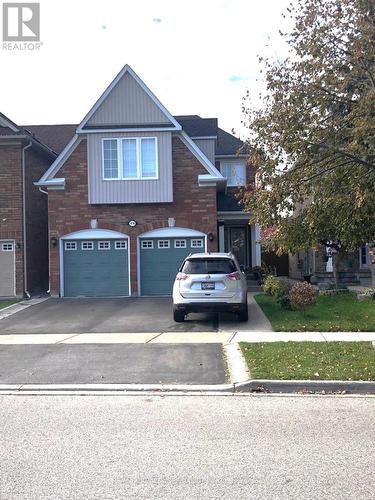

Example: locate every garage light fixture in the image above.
[50,236,58,247]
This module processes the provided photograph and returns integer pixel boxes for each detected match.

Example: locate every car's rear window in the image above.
[181,258,237,275]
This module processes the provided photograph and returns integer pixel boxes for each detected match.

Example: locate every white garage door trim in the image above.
[59,229,130,297]
[137,227,207,296]
[0,239,16,297]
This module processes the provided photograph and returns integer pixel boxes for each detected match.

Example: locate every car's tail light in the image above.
[227,271,241,280]
[176,272,188,280]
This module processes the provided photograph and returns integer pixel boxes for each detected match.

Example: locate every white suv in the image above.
[172,252,248,323]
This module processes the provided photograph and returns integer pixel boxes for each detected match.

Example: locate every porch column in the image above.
[218,223,225,252]
[251,224,261,267]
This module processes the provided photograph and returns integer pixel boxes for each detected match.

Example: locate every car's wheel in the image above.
[238,306,248,322]
[173,308,185,323]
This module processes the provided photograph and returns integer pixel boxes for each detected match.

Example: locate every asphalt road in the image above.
[0,344,227,384]
[1,395,374,499]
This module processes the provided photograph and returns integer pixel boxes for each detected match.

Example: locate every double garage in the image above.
[61,228,207,298]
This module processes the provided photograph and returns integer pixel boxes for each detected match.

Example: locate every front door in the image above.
[229,227,247,268]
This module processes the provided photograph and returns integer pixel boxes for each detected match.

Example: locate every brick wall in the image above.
[0,143,24,294]
[48,136,218,295]
[0,142,53,296]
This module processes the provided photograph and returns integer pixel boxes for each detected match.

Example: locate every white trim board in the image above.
[178,131,224,180]
[139,227,206,239]
[77,65,182,133]
[36,135,82,186]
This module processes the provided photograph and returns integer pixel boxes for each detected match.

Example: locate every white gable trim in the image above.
[178,131,224,180]
[139,227,206,239]
[81,127,178,134]
[61,229,128,240]
[36,134,82,186]
[77,65,182,133]
[0,114,18,132]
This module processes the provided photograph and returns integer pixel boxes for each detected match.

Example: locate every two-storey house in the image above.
[0,112,56,297]
[34,65,261,297]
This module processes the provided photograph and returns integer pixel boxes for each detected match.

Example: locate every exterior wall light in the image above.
[51,236,58,247]
[208,232,215,242]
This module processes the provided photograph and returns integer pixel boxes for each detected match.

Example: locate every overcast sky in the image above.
[1,0,291,137]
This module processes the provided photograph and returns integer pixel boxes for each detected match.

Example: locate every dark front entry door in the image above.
[229,227,247,268]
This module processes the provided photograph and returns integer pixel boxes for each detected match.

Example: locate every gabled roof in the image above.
[22,124,76,155]
[175,116,218,137]
[216,128,245,156]
[77,64,182,132]
[0,112,56,159]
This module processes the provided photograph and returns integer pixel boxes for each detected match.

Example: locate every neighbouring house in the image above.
[0,112,56,297]
[33,64,261,297]
[289,245,373,286]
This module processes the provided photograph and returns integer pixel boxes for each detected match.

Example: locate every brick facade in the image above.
[48,136,218,295]
[0,142,23,294]
[0,141,51,296]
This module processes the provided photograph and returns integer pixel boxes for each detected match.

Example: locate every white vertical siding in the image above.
[88,132,173,204]
[87,73,171,126]
[192,138,216,164]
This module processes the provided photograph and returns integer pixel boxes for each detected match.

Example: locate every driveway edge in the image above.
[0,379,375,395]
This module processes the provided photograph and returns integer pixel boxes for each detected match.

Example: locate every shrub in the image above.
[289,281,317,312]
[276,291,292,310]
[275,281,293,309]
[363,288,375,299]
[262,276,281,296]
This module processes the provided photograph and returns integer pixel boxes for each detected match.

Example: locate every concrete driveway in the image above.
[0,294,271,335]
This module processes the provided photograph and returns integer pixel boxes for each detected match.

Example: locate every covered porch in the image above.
[217,211,261,271]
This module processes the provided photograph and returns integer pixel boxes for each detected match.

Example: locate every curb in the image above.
[0,379,375,395]
[234,379,375,394]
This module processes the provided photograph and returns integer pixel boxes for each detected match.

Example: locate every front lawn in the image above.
[0,299,18,311]
[240,342,375,380]
[255,292,375,331]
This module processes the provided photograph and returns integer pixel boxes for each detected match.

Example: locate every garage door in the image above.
[0,241,15,297]
[140,235,206,296]
[63,238,129,297]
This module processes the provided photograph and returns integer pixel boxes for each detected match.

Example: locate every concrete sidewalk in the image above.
[0,331,374,344]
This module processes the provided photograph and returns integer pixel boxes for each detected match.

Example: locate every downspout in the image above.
[38,186,50,294]
[22,141,33,299]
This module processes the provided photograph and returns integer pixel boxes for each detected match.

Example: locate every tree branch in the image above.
[304,142,375,170]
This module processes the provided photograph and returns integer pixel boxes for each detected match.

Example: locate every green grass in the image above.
[255,292,375,331]
[240,342,375,380]
[0,299,18,311]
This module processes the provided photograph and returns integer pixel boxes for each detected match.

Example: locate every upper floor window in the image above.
[220,162,246,187]
[102,137,158,180]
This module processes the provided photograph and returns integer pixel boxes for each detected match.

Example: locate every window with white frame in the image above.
[220,162,246,186]
[1,242,14,251]
[103,137,158,180]
[98,241,110,250]
[115,240,127,250]
[191,239,204,248]
[158,240,170,249]
[65,242,77,251]
[81,241,94,250]
[141,240,154,249]
[174,239,186,249]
